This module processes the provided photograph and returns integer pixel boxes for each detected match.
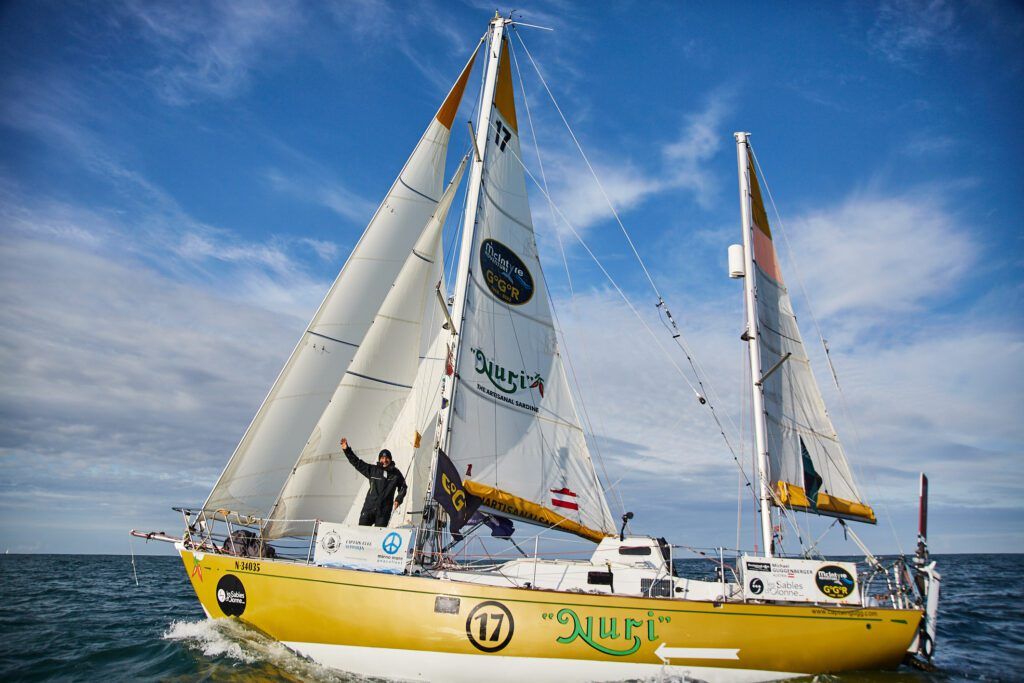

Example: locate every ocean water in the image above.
[0,553,1019,682]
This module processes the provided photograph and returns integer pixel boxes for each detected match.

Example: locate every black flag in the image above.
[800,437,823,510]
[433,449,481,531]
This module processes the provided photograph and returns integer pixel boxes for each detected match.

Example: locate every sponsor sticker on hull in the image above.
[216,574,247,616]
[741,556,861,605]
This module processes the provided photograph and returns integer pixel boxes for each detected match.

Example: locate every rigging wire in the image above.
[505,30,773,523]
[512,30,738,413]
[509,31,626,520]
[512,29,747,474]
[503,133,764,516]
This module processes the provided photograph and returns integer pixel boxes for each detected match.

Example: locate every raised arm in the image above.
[340,437,372,479]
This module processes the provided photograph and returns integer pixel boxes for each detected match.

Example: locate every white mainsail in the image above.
[445,36,616,540]
[265,161,466,537]
[203,52,478,519]
[743,147,875,524]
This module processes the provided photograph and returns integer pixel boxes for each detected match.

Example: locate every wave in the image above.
[163,618,363,681]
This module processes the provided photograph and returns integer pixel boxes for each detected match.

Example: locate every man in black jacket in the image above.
[340,437,407,527]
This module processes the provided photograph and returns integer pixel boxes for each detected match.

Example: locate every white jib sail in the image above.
[446,37,616,536]
[264,160,465,537]
[346,328,449,528]
[746,155,873,523]
[204,53,478,519]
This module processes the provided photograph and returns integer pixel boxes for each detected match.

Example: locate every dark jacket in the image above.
[343,446,407,526]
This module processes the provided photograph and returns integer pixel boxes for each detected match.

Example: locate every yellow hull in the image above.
[180,548,921,682]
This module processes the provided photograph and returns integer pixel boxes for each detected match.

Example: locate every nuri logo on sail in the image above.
[470,347,544,396]
[480,239,534,305]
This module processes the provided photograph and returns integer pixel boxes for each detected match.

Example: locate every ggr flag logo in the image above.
[433,449,480,531]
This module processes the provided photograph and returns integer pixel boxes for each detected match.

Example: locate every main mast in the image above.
[735,132,774,557]
[420,14,509,560]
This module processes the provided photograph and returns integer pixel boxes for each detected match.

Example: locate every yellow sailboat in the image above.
[134,13,940,682]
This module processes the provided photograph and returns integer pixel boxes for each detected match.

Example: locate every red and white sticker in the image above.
[550,487,578,511]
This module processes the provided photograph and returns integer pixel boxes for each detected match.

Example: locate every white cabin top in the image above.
[590,536,671,572]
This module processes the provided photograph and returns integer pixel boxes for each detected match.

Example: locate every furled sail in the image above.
[264,161,466,537]
[203,50,478,519]
[746,153,875,524]
[446,36,616,541]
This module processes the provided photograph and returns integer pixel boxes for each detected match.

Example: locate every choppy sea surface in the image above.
[0,553,1019,682]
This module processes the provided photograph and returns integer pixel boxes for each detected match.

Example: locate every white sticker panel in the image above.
[313,522,415,574]
[741,556,861,605]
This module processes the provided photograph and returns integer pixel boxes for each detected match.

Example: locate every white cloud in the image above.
[781,189,975,319]
[867,0,960,67]
[263,168,376,224]
[122,0,303,105]
[529,90,733,242]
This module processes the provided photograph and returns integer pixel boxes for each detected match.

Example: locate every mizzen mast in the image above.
[735,132,775,557]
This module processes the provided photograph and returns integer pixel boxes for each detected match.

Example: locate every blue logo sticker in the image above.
[382,532,403,555]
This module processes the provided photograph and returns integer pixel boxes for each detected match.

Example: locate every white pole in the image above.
[436,14,506,457]
[734,132,774,558]
[419,15,508,561]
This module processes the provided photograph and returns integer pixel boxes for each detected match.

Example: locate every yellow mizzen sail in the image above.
[775,481,877,524]
[462,481,613,544]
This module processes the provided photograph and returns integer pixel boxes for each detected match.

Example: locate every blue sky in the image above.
[1,0,1021,556]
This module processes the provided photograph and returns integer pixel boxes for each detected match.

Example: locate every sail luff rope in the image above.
[514,30,746,467]
[509,31,626,520]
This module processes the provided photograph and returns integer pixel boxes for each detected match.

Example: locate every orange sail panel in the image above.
[462,481,612,544]
[493,37,518,132]
[435,42,481,130]
[748,158,783,283]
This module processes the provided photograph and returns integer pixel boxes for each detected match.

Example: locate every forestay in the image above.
[746,152,875,524]
[265,161,465,538]
[446,36,616,539]
[203,49,478,520]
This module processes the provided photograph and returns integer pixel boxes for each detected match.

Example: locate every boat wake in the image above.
[163,618,260,663]
[163,618,357,681]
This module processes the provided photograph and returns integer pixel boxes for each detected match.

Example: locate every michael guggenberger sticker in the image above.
[465,600,515,652]
[480,239,533,306]
[815,565,856,599]
[216,574,247,617]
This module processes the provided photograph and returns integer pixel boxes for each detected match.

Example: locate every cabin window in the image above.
[618,546,652,556]
[587,571,614,585]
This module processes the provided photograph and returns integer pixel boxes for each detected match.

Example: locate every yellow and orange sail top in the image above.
[747,150,875,525]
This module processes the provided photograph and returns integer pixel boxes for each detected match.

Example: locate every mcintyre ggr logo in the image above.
[479,239,534,306]
[470,348,544,397]
[815,565,855,599]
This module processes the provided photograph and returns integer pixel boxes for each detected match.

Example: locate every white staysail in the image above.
[204,51,478,519]
[743,148,875,524]
[265,161,465,537]
[445,36,616,539]
[346,329,449,528]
